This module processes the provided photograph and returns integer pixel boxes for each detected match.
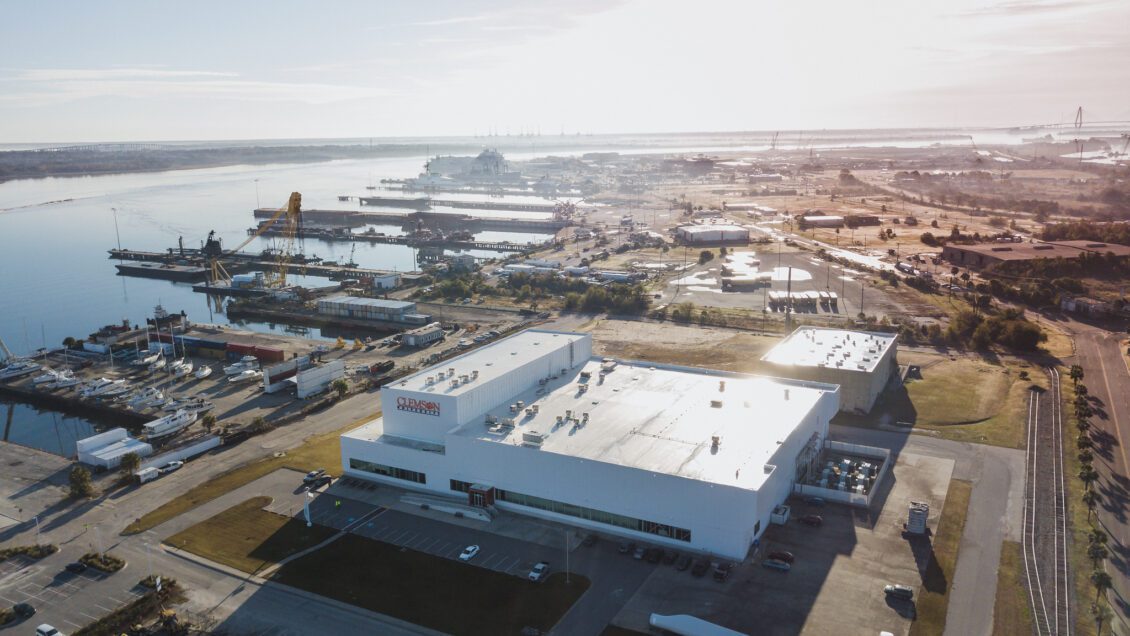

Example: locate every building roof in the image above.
[319,295,416,310]
[944,240,1130,261]
[761,327,896,374]
[84,436,152,463]
[390,330,588,397]
[450,358,837,490]
[678,224,748,234]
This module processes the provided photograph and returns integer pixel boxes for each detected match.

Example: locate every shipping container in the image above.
[226,342,257,355]
[253,346,285,363]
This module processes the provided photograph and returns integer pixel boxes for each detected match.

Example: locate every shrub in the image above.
[80,551,126,573]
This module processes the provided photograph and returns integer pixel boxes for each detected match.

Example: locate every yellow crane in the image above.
[204,192,302,287]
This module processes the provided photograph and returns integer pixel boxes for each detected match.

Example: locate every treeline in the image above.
[988,250,1130,280]
[1041,221,1130,246]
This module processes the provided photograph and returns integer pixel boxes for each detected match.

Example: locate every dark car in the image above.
[65,562,88,574]
[307,475,333,490]
[632,546,646,560]
[582,534,598,548]
[302,468,326,484]
[804,496,826,507]
[800,514,824,527]
[691,559,710,577]
[675,555,692,571]
[618,541,634,554]
[712,562,733,581]
[663,550,679,565]
[13,602,35,617]
[645,548,663,564]
[767,550,795,564]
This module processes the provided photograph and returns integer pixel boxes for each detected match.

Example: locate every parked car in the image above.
[158,460,184,475]
[767,550,795,564]
[663,550,679,565]
[804,496,826,507]
[528,562,550,582]
[800,514,824,527]
[762,559,792,572]
[64,562,87,574]
[632,546,646,560]
[884,584,914,600]
[712,562,733,581]
[13,602,36,618]
[307,475,333,490]
[675,555,692,571]
[618,541,634,554]
[582,534,598,548]
[691,559,710,577]
[459,545,480,561]
[645,548,663,564]
[35,626,62,636]
[302,469,326,484]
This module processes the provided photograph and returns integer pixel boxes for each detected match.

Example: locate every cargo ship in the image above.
[115,262,209,282]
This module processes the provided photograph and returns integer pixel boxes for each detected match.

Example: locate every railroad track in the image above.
[1022,367,1072,635]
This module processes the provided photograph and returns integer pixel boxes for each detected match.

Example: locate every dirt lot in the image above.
[584,318,781,373]
[609,452,957,636]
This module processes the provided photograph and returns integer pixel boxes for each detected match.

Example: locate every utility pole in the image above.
[565,529,571,584]
[860,280,865,318]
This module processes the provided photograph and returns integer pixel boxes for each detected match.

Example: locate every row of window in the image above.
[349,458,427,484]
[450,479,473,493]
[488,486,691,542]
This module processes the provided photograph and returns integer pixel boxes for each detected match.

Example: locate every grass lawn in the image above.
[123,416,367,535]
[910,479,972,636]
[993,541,1035,635]
[272,533,590,636]
[165,496,336,575]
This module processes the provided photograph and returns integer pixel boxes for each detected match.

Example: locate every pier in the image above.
[253,207,569,233]
[108,248,407,282]
[247,224,544,253]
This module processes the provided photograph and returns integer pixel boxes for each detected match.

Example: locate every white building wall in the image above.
[761,347,895,413]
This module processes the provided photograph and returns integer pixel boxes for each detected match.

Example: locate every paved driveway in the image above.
[0,554,146,633]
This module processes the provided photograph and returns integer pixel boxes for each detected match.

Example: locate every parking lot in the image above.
[0,554,146,632]
[611,450,956,636]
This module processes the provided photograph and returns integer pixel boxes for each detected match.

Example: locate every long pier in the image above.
[247,225,542,253]
[108,248,405,281]
[253,207,570,233]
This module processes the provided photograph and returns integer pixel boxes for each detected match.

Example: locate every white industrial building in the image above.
[77,428,153,469]
[317,296,430,325]
[342,330,840,559]
[676,224,750,244]
[760,327,898,414]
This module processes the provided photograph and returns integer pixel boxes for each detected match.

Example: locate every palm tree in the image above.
[1089,528,1108,547]
[1070,364,1085,385]
[1088,541,1109,567]
[1080,465,1100,491]
[1076,402,1095,420]
[1083,490,1101,520]
[1077,418,1092,433]
[202,413,216,433]
[1079,449,1094,464]
[1094,603,1113,636]
[1078,435,1094,450]
[1092,570,1112,603]
[1077,384,1089,397]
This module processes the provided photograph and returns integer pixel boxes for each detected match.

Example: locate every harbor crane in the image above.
[204,191,303,287]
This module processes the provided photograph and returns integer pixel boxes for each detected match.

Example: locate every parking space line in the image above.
[80,612,101,621]
[434,541,451,555]
[417,537,439,551]
[479,554,501,568]
[63,620,82,629]
[399,531,419,545]
[95,603,115,613]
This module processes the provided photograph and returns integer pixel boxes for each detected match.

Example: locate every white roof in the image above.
[319,296,415,310]
[761,327,896,373]
[82,436,152,463]
[451,358,835,490]
[391,330,588,398]
[678,224,748,234]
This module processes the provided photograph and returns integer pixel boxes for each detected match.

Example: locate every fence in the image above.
[793,440,891,508]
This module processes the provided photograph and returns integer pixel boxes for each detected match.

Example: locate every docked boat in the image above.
[32,369,61,385]
[149,355,166,372]
[228,369,263,384]
[143,409,198,440]
[81,379,128,398]
[128,387,164,408]
[101,382,132,397]
[223,356,259,376]
[173,360,194,378]
[194,365,213,380]
[50,373,80,389]
[0,361,42,381]
[132,351,160,367]
[77,377,114,397]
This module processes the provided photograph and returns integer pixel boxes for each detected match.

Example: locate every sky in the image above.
[1,0,1128,143]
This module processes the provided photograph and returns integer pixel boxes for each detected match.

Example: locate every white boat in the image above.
[223,356,259,376]
[0,361,42,380]
[133,351,160,367]
[32,369,61,385]
[149,356,166,372]
[77,377,114,397]
[50,374,80,389]
[128,387,164,408]
[81,379,128,398]
[143,409,198,440]
[194,365,213,380]
[173,360,194,377]
[228,369,263,384]
[102,382,132,397]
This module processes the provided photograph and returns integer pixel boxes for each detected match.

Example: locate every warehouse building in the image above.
[760,327,897,414]
[316,296,431,325]
[341,330,840,559]
[77,428,153,469]
[797,215,845,229]
[402,322,446,347]
[675,224,750,245]
[941,240,1130,269]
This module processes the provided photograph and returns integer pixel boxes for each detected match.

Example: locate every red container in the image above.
[226,342,257,355]
[253,346,285,363]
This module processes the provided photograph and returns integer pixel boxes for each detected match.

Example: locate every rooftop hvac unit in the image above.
[582,412,589,421]
[711,435,721,450]
[556,415,564,424]
[450,380,459,389]
[485,414,498,424]
[516,401,525,409]
[472,370,479,379]
[522,431,546,447]
[710,400,723,408]
[907,501,929,534]
[719,380,726,393]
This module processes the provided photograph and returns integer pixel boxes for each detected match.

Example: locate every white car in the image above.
[36,625,64,636]
[528,562,549,581]
[158,461,184,474]
[458,545,480,561]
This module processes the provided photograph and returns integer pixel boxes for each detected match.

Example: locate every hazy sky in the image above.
[2,0,1128,143]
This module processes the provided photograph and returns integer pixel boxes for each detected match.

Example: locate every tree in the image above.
[1089,528,1108,547]
[332,379,349,399]
[201,413,216,433]
[1079,449,1094,463]
[697,250,714,265]
[1080,465,1100,491]
[1077,418,1092,433]
[1070,364,1085,385]
[1088,537,1108,564]
[1092,570,1112,603]
[1078,435,1094,450]
[69,465,95,499]
[119,452,141,476]
[1083,490,1101,521]
[1094,603,1114,636]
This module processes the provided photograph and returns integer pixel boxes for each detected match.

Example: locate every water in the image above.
[1,401,95,457]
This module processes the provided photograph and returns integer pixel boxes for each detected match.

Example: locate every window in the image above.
[349,458,426,484]
[496,488,691,542]
[450,479,472,493]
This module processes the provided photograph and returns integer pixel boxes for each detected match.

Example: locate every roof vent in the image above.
[784,388,790,401]
[711,435,721,450]
[710,400,723,408]
[719,380,726,393]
